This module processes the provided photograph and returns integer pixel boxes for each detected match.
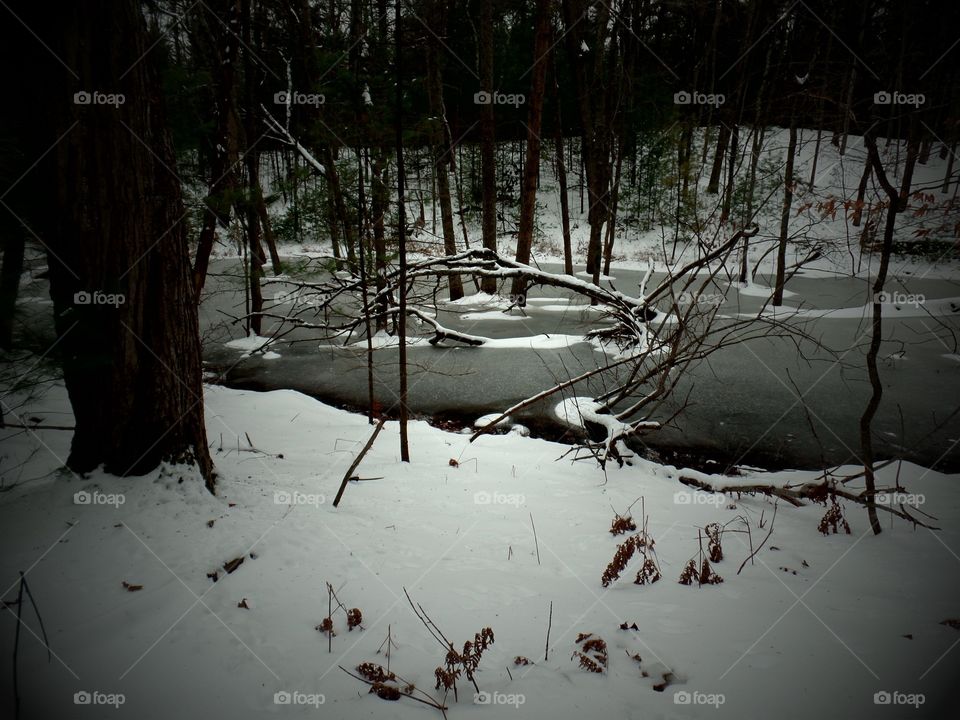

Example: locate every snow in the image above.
[224,333,278,357]
[731,281,797,299]
[750,296,960,320]
[333,333,592,351]
[2,381,959,719]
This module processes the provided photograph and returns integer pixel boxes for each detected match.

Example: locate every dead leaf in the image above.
[223,557,244,574]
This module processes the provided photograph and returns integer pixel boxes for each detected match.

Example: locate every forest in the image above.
[1,1,959,719]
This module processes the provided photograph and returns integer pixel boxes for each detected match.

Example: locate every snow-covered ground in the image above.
[2,380,959,719]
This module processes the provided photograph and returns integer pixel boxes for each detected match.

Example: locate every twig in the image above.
[338,666,448,716]
[530,513,541,566]
[333,417,386,507]
[738,503,778,575]
[544,601,553,662]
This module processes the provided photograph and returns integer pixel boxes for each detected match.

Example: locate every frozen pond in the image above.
[200,258,960,472]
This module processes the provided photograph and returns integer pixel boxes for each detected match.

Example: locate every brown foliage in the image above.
[572,633,608,673]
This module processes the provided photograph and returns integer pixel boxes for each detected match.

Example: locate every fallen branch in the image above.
[332,418,386,508]
[678,474,939,529]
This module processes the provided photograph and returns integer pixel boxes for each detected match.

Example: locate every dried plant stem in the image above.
[545,601,553,662]
[530,513,541,565]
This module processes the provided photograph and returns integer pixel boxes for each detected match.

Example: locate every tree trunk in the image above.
[720,123,739,224]
[371,150,389,330]
[241,0,264,335]
[852,159,872,227]
[554,85,573,275]
[41,0,214,489]
[324,146,358,269]
[425,4,463,300]
[0,233,24,349]
[561,0,613,287]
[859,135,901,535]
[943,142,956,194]
[602,141,623,276]
[394,0,410,461]
[898,135,920,211]
[706,123,730,194]
[192,0,241,298]
[511,0,552,299]
[740,126,765,282]
[772,125,797,306]
[478,0,497,293]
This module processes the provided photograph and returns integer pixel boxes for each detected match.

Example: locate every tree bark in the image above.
[478,0,498,294]
[192,0,241,298]
[394,0,410,461]
[511,0,552,298]
[772,125,797,306]
[706,123,730,194]
[425,2,463,300]
[40,0,214,489]
[0,233,24,349]
[859,134,901,535]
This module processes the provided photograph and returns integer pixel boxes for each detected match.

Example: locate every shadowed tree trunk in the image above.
[511,0,552,299]
[39,0,215,489]
[772,125,797,306]
[561,0,614,287]
[858,134,901,536]
[0,233,24,350]
[425,0,463,300]
[192,0,241,299]
[706,123,730,194]
[478,0,498,293]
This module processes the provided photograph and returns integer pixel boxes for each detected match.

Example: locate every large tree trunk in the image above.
[40,0,214,489]
[478,0,498,294]
[772,125,797,306]
[511,0,552,299]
